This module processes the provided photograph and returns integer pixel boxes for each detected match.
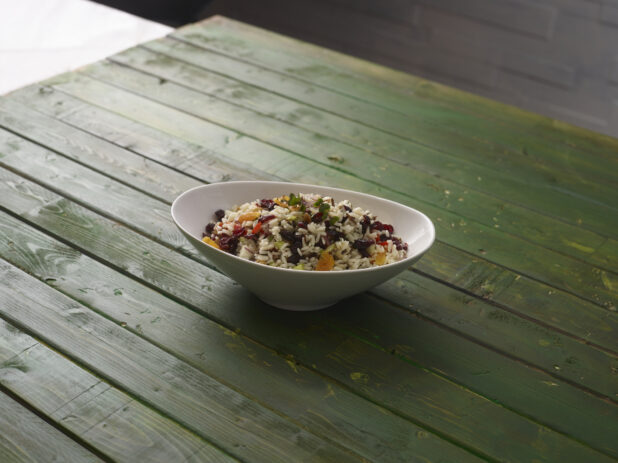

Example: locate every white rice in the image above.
[202,193,408,271]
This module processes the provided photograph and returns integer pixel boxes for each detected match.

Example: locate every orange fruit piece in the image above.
[316,251,335,271]
[202,236,220,249]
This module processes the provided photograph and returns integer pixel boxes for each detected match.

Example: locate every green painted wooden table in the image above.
[0,16,617,463]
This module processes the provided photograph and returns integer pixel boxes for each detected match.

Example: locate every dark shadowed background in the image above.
[93,0,618,138]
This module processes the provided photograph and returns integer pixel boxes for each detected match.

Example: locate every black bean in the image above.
[287,253,300,264]
[214,209,225,220]
[352,238,374,250]
[280,229,295,242]
[205,222,215,234]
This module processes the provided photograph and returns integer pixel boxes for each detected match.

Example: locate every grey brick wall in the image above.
[201,0,618,138]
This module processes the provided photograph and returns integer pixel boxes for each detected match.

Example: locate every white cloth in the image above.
[0,0,171,95]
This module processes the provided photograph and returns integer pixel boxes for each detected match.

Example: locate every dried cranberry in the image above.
[259,214,276,223]
[219,236,239,253]
[360,215,371,234]
[205,222,215,234]
[383,224,394,234]
[343,205,352,212]
[370,221,384,231]
[311,212,323,223]
[214,209,225,220]
[297,221,307,229]
[259,199,275,210]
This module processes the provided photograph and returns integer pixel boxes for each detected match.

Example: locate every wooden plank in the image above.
[5,88,616,352]
[0,390,101,463]
[17,75,617,309]
[1,171,616,459]
[138,37,617,231]
[172,17,618,184]
[0,214,484,463]
[0,132,616,386]
[0,96,279,187]
[0,321,237,463]
[0,99,200,204]
[81,59,618,272]
[0,261,365,463]
[415,242,618,353]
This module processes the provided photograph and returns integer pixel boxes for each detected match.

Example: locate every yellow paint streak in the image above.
[538,339,551,347]
[541,381,559,387]
[323,383,335,399]
[562,239,595,253]
[350,372,369,384]
[286,359,299,374]
[223,329,238,337]
[601,271,615,291]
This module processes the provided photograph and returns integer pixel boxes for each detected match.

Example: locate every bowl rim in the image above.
[171,181,436,275]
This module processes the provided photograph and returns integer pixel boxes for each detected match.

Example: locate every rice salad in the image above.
[202,193,408,271]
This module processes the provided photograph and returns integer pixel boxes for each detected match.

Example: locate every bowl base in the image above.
[258,297,338,311]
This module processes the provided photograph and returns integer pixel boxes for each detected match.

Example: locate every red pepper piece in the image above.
[252,222,262,234]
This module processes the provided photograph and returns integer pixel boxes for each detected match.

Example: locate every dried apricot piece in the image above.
[316,251,335,271]
[202,236,220,249]
[374,251,386,266]
[237,211,260,222]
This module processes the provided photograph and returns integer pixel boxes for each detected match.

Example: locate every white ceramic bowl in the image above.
[171,181,435,311]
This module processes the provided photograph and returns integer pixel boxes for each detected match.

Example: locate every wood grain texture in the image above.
[1,16,617,463]
[0,100,200,203]
[1,123,616,388]
[82,58,618,271]
[11,75,616,311]
[0,261,365,463]
[0,95,280,187]
[1,138,615,400]
[0,213,484,463]
[5,87,616,353]
[174,17,618,180]
[0,322,237,463]
[1,170,616,460]
[132,38,617,236]
[0,390,101,463]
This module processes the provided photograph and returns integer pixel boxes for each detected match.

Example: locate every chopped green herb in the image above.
[313,198,323,207]
[293,263,305,270]
[319,202,331,215]
[274,241,285,249]
[329,216,340,225]
[288,193,302,206]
